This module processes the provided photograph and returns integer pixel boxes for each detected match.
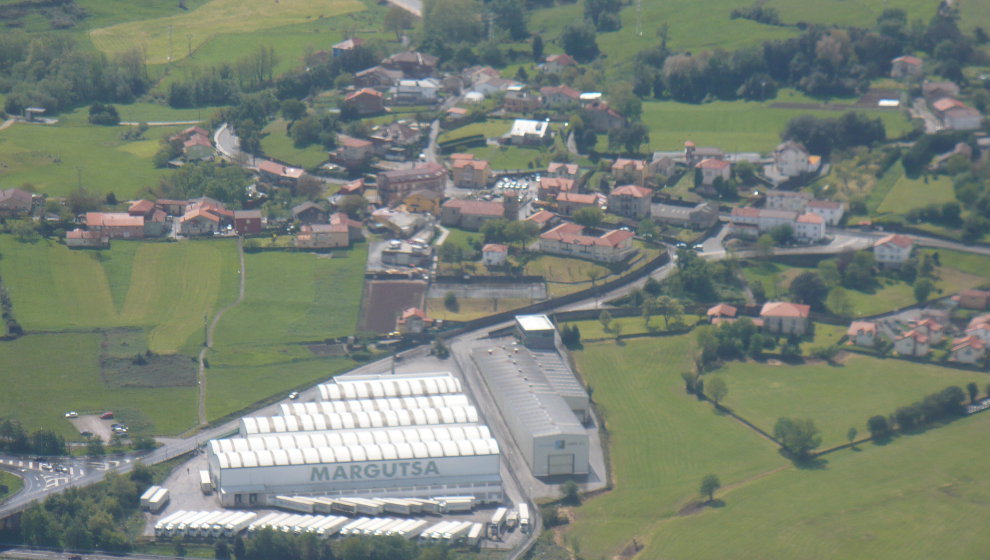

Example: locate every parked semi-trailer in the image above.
[147,487,170,514]
[199,470,212,494]
[488,507,508,538]
[155,510,188,538]
[399,519,428,539]
[140,486,162,510]
[465,523,484,547]
[518,503,530,534]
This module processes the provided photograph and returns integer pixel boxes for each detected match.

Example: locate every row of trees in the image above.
[151,161,252,206]
[866,385,970,440]
[220,531,453,560]
[782,112,887,158]
[0,419,66,456]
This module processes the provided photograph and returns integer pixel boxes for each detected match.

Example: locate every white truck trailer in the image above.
[488,507,508,538]
[465,522,484,547]
[199,470,212,494]
[518,503,530,534]
[147,487,170,514]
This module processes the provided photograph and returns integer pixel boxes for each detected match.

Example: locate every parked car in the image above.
[288,391,300,400]
[64,411,78,418]
[100,411,114,420]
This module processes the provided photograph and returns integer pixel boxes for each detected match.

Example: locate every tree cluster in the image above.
[154,161,252,207]
[0,275,22,337]
[584,0,621,31]
[696,318,775,368]
[892,385,966,432]
[19,467,154,551]
[480,218,539,248]
[1,33,149,115]
[730,3,781,25]
[773,417,822,460]
[664,249,737,303]
[560,324,582,348]
[782,112,886,158]
[87,102,119,126]
[215,91,280,156]
[901,130,976,178]
[0,419,66,456]
[630,6,979,103]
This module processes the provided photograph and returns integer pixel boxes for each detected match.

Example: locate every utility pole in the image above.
[187,34,192,58]
[168,24,173,66]
[636,0,642,36]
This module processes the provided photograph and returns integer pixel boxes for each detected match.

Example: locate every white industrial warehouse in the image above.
[207,372,504,507]
[472,315,590,477]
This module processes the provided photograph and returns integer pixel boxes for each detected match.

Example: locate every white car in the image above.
[64,411,78,418]
[288,391,300,400]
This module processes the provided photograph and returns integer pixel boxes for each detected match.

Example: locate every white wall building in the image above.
[773,141,820,178]
[794,212,826,242]
[805,199,846,226]
[873,234,914,265]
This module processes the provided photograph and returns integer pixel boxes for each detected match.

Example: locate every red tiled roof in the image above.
[183,134,212,148]
[697,158,731,169]
[612,158,646,172]
[483,243,508,253]
[540,85,581,100]
[731,207,761,218]
[707,303,738,318]
[442,198,504,217]
[547,162,579,175]
[898,329,929,344]
[452,158,490,171]
[258,160,304,179]
[128,199,155,215]
[540,222,633,248]
[85,212,143,228]
[932,97,965,112]
[760,301,810,319]
[847,320,877,336]
[556,192,598,205]
[181,208,220,223]
[539,177,575,192]
[546,53,577,66]
[338,134,373,148]
[526,210,556,224]
[340,179,365,194]
[893,55,922,66]
[797,212,824,224]
[329,212,362,229]
[344,88,383,102]
[611,185,651,198]
[952,335,985,352]
[875,234,913,249]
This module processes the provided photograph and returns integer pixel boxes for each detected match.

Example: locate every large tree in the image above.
[573,206,604,228]
[561,21,599,63]
[706,377,728,406]
[789,271,829,309]
[773,417,822,460]
[699,473,721,503]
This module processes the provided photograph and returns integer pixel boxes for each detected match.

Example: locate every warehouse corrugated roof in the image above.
[213,438,499,469]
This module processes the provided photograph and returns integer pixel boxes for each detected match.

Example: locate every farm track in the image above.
[197,236,246,425]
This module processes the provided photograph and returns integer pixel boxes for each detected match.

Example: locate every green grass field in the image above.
[89,0,365,64]
[766,0,952,28]
[463,144,545,171]
[640,409,990,560]
[715,354,988,448]
[116,103,224,123]
[211,245,367,349]
[639,100,913,154]
[438,120,512,144]
[425,297,532,322]
[0,333,198,438]
[260,119,329,169]
[563,334,784,559]
[0,470,24,503]
[877,174,955,214]
[0,109,185,198]
[0,237,239,354]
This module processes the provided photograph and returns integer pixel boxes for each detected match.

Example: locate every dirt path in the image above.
[196,237,246,426]
[0,119,14,131]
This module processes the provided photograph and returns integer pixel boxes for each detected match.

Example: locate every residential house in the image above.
[377,163,446,205]
[233,210,262,234]
[335,134,375,167]
[873,234,914,266]
[958,289,990,310]
[794,212,826,242]
[178,207,220,236]
[696,158,732,187]
[343,88,386,115]
[950,335,986,365]
[128,199,156,218]
[547,162,580,181]
[395,79,439,104]
[932,96,965,114]
[965,320,990,345]
[538,177,575,201]
[461,65,501,87]
[760,301,811,336]
[382,51,439,78]
[440,199,505,230]
[911,318,945,344]
[507,119,551,146]
[581,101,625,132]
[295,223,349,249]
[338,179,366,198]
[707,303,738,323]
[922,81,960,102]
[611,159,649,185]
[525,209,560,231]
[330,212,364,243]
[397,307,433,335]
[540,85,581,109]
[943,106,983,131]
[773,141,819,178]
[381,239,432,267]
[445,107,470,125]
[0,188,33,217]
[472,77,520,96]
[183,133,214,161]
[156,199,188,216]
[543,53,577,74]
[292,201,328,225]
[482,243,509,267]
[555,192,600,217]
[354,66,403,90]
[890,55,923,80]
[371,208,425,238]
[403,190,444,215]
[65,228,108,249]
[451,158,492,189]
[729,207,797,238]
[126,200,168,237]
[258,160,304,187]
[847,320,878,347]
[805,200,846,226]
[765,189,813,211]
[895,329,930,357]
[652,202,719,230]
[684,142,725,167]
[651,155,677,180]
[538,223,635,262]
[85,212,144,239]
[332,37,364,57]
[607,185,652,220]
[504,90,542,113]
